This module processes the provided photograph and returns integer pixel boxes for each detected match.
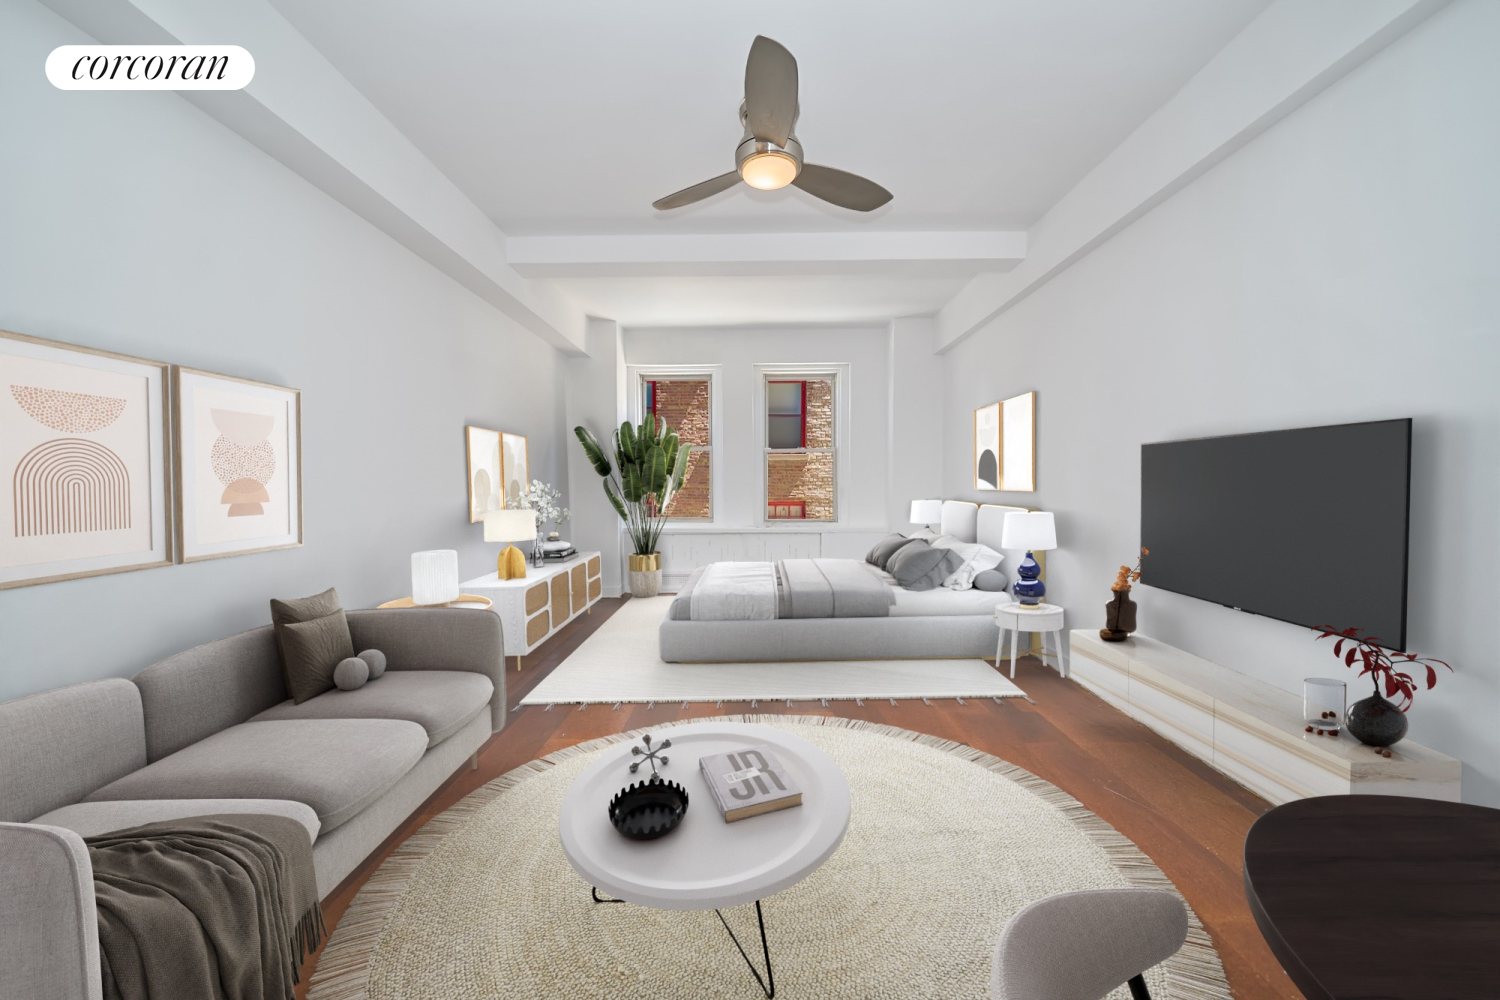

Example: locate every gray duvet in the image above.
[670,558,895,621]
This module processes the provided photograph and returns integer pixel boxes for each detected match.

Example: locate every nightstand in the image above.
[994,602,1067,679]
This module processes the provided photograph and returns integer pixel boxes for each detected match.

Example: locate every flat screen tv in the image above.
[1140,418,1411,650]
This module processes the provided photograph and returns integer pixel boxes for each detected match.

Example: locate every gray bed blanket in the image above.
[87,813,324,1000]
[671,558,894,620]
[777,558,894,618]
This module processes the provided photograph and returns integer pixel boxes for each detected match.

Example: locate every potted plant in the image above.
[1312,626,1452,749]
[574,417,691,598]
[1099,548,1147,642]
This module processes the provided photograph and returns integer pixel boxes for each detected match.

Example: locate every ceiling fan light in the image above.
[739,151,799,191]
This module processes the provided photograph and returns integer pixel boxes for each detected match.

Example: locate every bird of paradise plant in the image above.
[574,417,691,557]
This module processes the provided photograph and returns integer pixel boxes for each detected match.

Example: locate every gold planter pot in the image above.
[627,552,661,598]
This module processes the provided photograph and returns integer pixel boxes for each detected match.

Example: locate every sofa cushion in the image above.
[33,798,320,843]
[249,671,493,748]
[1,679,147,823]
[83,719,427,833]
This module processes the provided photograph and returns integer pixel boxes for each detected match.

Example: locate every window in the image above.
[764,374,835,521]
[640,375,712,519]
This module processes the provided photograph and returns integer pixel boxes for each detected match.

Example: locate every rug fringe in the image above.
[308,715,1231,1000]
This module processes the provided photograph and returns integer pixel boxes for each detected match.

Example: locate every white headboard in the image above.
[978,504,1028,551]
[939,501,979,541]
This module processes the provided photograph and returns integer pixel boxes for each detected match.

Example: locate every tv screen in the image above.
[1140,419,1411,650]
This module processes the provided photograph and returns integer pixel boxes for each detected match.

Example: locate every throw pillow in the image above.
[973,569,1007,592]
[270,587,343,683]
[886,541,965,592]
[866,533,916,569]
[357,648,387,680]
[280,610,356,704]
[930,537,1004,590]
[333,657,369,691]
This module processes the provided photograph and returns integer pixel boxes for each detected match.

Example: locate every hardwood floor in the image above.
[297,597,1296,998]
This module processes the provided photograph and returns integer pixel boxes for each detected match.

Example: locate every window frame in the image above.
[626,365,720,523]
[754,363,849,526]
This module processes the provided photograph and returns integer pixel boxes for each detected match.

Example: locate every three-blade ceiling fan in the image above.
[652,35,893,213]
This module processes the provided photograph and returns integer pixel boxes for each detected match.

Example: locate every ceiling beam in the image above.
[38,0,590,355]
[507,231,1026,279]
[935,0,1452,353]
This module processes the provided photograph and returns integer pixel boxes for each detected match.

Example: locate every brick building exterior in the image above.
[650,378,712,519]
[766,378,834,520]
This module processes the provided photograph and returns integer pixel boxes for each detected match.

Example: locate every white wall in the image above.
[565,318,627,595]
[942,0,1500,805]
[623,325,893,531]
[0,0,567,701]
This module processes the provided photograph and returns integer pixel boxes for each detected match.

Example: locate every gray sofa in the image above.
[0,607,504,1000]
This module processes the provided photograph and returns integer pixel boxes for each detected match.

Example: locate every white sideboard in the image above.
[654,528,888,590]
[463,552,602,667]
[1068,630,1461,805]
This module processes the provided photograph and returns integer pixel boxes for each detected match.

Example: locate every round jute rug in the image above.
[309,716,1230,1000]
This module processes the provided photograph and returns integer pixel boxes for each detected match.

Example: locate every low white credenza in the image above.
[463,552,602,669]
[1068,630,1461,805]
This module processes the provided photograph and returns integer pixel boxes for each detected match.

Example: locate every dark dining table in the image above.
[1243,795,1500,1000]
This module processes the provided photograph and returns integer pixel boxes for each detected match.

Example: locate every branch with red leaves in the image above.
[1312,626,1452,713]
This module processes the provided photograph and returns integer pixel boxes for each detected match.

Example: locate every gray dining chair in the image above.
[991,888,1188,1000]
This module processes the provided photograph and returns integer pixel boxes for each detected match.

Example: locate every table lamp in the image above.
[411,550,459,606]
[485,509,536,580]
[909,499,943,533]
[1000,510,1056,606]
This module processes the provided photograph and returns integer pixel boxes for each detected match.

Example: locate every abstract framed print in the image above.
[501,431,529,508]
[466,425,502,522]
[174,367,302,562]
[0,329,173,588]
[999,391,1036,492]
[974,401,1000,491]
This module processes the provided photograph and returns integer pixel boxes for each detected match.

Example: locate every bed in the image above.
[658,501,1036,662]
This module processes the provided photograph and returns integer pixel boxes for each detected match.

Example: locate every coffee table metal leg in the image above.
[591,886,625,904]
[715,899,775,998]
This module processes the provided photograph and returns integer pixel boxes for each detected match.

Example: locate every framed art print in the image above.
[999,391,1036,492]
[466,425,502,522]
[501,431,529,507]
[0,329,173,588]
[974,401,1000,490]
[174,367,302,562]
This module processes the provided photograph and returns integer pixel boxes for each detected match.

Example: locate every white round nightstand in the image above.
[994,602,1068,679]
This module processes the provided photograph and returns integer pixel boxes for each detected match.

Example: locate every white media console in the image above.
[1068,630,1461,805]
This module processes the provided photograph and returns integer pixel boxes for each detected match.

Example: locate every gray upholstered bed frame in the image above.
[659,501,1036,663]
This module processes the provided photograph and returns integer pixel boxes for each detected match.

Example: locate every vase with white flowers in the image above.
[506,480,570,565]
[574,417,691,597]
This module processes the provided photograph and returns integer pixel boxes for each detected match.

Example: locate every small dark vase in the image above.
[1100,590,1138,642]
[1346,689,1409,747]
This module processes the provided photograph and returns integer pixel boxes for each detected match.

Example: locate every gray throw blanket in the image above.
[86,814,324,1000]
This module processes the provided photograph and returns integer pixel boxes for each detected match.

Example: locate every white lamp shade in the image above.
[1000,510,1056,551]
[411,549,459,606]
[484,508,536,543]
[909,499,943,525]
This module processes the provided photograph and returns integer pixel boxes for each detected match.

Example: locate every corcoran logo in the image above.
[46,45,254,90]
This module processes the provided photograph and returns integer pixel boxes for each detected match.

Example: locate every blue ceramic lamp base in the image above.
[1012,551,1046,606]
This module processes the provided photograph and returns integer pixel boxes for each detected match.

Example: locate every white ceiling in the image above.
[268,0,1270,238]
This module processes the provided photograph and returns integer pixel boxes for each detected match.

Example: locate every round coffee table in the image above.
[559,722,851,997]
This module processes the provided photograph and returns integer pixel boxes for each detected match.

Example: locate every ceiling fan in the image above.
[652,36,893,213]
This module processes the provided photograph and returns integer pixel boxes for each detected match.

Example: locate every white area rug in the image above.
[308,717,1230,1000]
[521,596,1025,707]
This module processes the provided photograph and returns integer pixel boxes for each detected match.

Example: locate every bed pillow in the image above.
[930,537,1004,590]
[973,569,1007,592]
[887,541,965,592]
[866,533,916,569]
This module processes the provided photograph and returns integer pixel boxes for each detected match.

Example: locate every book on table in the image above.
[698,745,803,822]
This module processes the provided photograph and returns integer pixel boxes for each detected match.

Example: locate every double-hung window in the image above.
[763,373,836,521]
[640,374,712,520]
